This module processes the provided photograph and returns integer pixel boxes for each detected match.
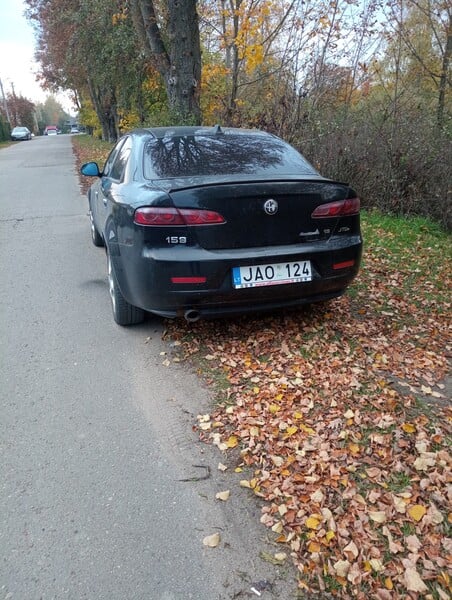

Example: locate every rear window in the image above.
[143,132,318,179]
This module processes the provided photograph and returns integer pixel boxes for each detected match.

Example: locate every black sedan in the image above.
[81,126,362,325]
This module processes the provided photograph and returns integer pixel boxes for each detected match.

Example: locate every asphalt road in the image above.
[0,135,295,600]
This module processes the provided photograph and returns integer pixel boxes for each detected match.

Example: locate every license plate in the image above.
[232,260,312,289]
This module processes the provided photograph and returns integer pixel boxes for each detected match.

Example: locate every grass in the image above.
[386,471,412,493]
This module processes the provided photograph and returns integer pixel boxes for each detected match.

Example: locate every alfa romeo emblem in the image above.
[264,199,278,215]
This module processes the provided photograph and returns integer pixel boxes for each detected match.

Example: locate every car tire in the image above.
[107,254,144,326]
[89,208,104,247]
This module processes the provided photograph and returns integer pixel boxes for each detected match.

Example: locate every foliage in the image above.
[165,210,452,598]
[34,95,70,134]
[29,0,450,220]
[200,57,230,124]
[290,102,452,230]
[1,93,36,132]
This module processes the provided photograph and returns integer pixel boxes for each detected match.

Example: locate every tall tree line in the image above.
[23,0,451,227]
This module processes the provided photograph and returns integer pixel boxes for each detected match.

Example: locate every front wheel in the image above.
[107,254,144,326]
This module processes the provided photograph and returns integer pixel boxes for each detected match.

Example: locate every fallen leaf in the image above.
[305,516,320,529]
[343,541,359,560]
[274,552,287,562]
[408,504,427,522]
[215,490,230,501]
[369,558,384,572]
[226,435,238,448]
[271,521,283,534]
[347,562,362,585]
[401,423,416,433]
[413,453,437,470]
[203,532,221,547]
[392,494,407,513]
[333,560,351,577]
[369,511,387,523]
[426,503,444,525]
[403,567,428,592]
[405,535,421,553]
[436,586,450,600]
[310,489,324,504]
[325,530,335,542]
[259,551,286,565]
[307,541,321,553]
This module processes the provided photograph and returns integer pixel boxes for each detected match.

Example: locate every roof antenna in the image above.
[213,124,223,134]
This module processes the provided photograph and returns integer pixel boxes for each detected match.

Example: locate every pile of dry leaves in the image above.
[167,220,451,598]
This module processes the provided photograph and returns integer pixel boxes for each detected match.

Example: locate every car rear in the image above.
[116,128,362,319]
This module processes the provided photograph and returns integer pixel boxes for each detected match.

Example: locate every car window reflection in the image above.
[143,134,316,179]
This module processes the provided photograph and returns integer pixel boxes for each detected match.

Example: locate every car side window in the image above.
[102,139,126,178]
[109,137,132,182]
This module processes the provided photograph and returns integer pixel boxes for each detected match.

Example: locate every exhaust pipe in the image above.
[184,309,201,323]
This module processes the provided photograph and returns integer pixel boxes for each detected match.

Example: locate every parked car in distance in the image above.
[70,125,79,134]
[81,126,362,325]
[11,126,32,141]
[44,125,58,136]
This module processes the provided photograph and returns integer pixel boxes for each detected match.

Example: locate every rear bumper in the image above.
[112,236,362,318]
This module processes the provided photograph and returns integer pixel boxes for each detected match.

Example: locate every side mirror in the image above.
[81,162,101,177]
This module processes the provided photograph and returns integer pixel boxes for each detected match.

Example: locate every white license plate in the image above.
[232,260,312,289]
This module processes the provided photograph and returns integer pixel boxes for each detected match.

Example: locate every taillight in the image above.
[311,198,360,218]
[134,207,225,226]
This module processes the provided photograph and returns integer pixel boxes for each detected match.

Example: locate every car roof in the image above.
[129,125,273,140]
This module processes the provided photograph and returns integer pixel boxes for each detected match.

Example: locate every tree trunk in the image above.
[131,0,202,124]
[87,78,119,142]
[225,0,242,124]
[166,0,202,123]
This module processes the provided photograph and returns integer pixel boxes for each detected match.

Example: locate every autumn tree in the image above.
[5,93,36,132]
[383,0,451,129]
[26,0,147,141]
[34,96,69,133]
[130,0,202,124]
[199,0,299,124]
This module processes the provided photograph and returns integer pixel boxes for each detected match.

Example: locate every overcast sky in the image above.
[0,0,74,113]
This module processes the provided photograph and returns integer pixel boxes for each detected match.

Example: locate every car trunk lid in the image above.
[165,179,356,250]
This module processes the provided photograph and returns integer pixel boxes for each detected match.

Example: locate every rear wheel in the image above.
[107,254,144,326]
[89,208,104,247]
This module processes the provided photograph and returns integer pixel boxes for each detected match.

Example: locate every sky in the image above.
[0,0,74,114]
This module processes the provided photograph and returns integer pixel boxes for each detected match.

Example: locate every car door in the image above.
[94,138,130,235]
